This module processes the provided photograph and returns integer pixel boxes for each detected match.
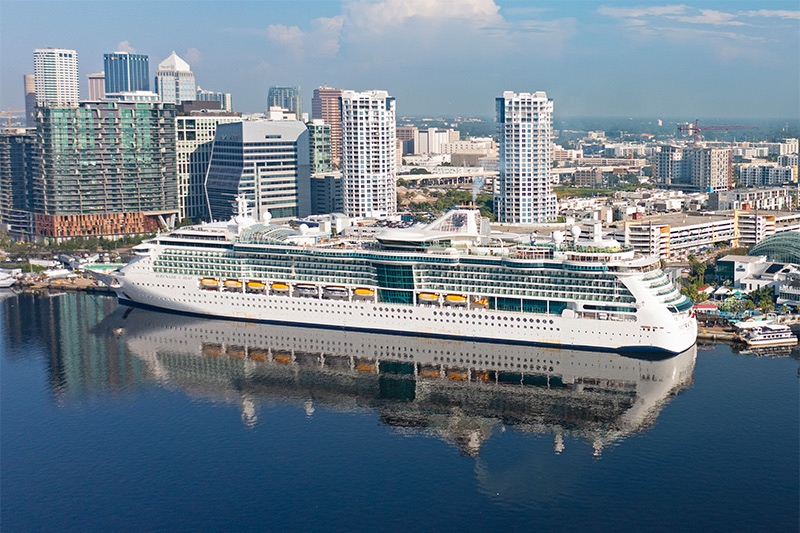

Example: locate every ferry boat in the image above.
[90,200,697,356]
[739,323,798,347]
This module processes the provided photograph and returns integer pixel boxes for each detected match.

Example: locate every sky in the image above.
[1,0,798,119]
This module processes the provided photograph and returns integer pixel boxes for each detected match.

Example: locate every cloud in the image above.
[596,5,687,18]
[184,47,201,65]
[344,0,504,35]
[116,40,136,53]
[668,9,746,26]
[310,16,345,58]
[266,24,304,48]
[740,9,800,20]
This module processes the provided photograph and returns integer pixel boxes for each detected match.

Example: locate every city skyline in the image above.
[2,1,798,119]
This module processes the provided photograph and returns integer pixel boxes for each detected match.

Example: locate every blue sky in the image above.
[2,1,798,118]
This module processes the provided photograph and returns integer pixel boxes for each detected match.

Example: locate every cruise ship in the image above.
[93,201,696,356]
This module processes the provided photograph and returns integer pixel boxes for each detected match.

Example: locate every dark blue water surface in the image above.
[2,293,798,532]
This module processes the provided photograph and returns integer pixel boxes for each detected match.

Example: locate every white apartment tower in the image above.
[496,91,556,224]
[33,48,79,106]
[340,90,397,217]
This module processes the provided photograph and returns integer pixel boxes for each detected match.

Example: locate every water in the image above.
[2,292,798,531]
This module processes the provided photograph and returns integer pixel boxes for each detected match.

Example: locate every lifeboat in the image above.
[246,280,266,292]
[202,343,222,357]
[271,282,290,294]
[295,284,318,298]
[227,345,246,359]
[471,297,489,309]
[274,354,293,364]
[353,287,375,300]
[447,370,468,381]
[323,286,349,299]
[200,277,219,289]
[224,279,243,291]
[444,294,467,306]
[418,368,440,378]
[418,292,439,304]
[249,350,268,362]
[356,363,377,373]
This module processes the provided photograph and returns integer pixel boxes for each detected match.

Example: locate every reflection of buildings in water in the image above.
[2,293,146,402]
[95,305,697,456]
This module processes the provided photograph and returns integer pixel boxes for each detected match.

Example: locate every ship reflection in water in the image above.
[93,304,697,456]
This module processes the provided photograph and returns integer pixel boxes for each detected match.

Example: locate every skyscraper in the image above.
[33,48,79,106]
[196,86,232,112]
[175,111,241,221]
[205,120,310,222]
[103,52,149,93]
[23,74,36,127]
[655,145,732,192]
[154,52,196,104]
[87,73,105,100]
[31,101,178,239]
[340,90,397,218]
[495,91,556,224]
[307,119,332,174]
[312,86,343,168]
[267,86,302,117]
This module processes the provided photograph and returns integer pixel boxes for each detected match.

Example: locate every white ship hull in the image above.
[109,267,697,357]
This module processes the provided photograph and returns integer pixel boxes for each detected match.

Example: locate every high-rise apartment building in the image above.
[30,101,178,239]
[495,91,556,224]
[196,86,232,112]
[154,52,195,104]
[312,86,343,167]
[308,119,332,174]
[104,52,149,93]
[0,131,38,238]
[267,86,302,118]
[340,90,397,218]
[175,111,242,221]
[24,74,36,127]
[655,145,732,193]
[205,120,310,222]
[33,48,79,106]
[87,72,105,100]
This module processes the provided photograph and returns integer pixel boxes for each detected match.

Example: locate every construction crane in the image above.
[678,119,757,146]
[2,108,25,129]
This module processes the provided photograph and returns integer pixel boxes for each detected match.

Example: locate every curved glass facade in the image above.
[748,232,800,263]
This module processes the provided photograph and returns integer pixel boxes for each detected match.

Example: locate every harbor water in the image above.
[1,292,798,531]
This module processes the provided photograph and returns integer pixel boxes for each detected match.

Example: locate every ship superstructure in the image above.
[96,203,697,355]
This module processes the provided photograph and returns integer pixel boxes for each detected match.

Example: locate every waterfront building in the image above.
[87,72,105,100]
[33,48,79,106]
[175,110,242,221]
[205,119,310,222]
[267,86,302,118]
[23,74,36,127]
[340,90,397,218]
[495,91,557,223]
[196,86,232,112]
[310,171,343,215]
[30,101,178,239]
[154,52,195,104]
[307,119,332,174]
[311,86,343,167]
[0,131,37,238]
[103,52,149,93]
